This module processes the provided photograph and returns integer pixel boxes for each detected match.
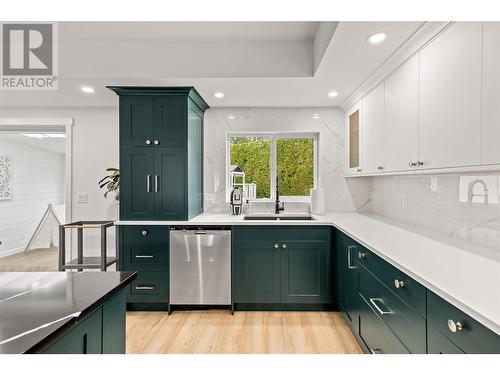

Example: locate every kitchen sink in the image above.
[243,214,316,221]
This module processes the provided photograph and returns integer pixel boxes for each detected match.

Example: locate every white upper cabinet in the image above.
[418,22,482,169]
[481,22,500,165]
[362,83,385,173]
[384,54,420,172]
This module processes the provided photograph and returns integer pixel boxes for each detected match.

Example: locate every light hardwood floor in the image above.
[126,310,362,354]
[0,247,58,272]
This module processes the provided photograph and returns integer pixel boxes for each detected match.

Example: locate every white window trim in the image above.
[226,131,319,203]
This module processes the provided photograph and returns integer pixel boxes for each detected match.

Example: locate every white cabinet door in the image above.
[481,22,500,165]
[419,22,482,169]
[346,101,362,174]
[362,83,385,173]
[385,54,420,171]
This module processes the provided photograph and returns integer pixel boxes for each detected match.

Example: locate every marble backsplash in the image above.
[203,107,357,214]
[348,174,500,256]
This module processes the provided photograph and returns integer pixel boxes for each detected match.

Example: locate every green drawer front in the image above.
[127,271,168,304]
[356,247,426,317]
[427,291,500,354]
[120,225,169,272]
[427,324,464,354]
[359,294,409,354]
[358,265,426,353]
[234,226,331,242]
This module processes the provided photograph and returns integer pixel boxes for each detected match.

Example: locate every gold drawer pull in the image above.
[135,255,154,259]
[135,286,155,291]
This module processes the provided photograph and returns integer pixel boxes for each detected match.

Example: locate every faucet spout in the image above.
[275,175,285,214]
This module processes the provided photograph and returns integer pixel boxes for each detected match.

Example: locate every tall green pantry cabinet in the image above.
[108,87,209,310]
[108,87,209,221]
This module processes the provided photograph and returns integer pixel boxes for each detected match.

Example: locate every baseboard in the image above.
[234,303,336,311]
[126,303,169,311]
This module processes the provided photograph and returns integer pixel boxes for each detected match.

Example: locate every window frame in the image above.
[226,131,319,203]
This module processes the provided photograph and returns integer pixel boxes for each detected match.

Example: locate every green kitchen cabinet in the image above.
[43,290,127,354]
[109,86,209,221]
[120,146,155,220]
[233,226,332,307]
[119,225,169,310]
[43,307,103,354]
[280,240,330,304]
[336,231,359,327]
[119,96,154,147]
[154,147,186,220]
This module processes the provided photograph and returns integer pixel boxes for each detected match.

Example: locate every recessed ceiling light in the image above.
[214,92,225,98]
[367,32,387,45]
[328,91,338,98]
[227,115,235,120]
[81,86,95,94]
[312,114,320,119]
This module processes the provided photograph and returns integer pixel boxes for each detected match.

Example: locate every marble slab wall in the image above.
[203,107,357,214]
[348,174,500,254]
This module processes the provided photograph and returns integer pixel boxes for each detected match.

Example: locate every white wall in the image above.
[204,107,356,213]
[0,137,64,256]
[0,107,119,258]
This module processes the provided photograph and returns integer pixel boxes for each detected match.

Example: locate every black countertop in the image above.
[0,271,136,354]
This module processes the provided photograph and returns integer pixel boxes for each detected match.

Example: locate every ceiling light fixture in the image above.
[81,86,95,94]
[367,32,387,45]
[328,91,338,98]
[227,115,235,120]
[312,114,320,119]
[214,92,225,98]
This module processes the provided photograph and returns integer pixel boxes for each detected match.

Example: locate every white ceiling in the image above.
[0,21,425,108]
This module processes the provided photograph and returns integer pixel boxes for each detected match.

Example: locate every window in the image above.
[227,133,318,201]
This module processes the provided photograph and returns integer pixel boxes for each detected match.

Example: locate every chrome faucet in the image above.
[275,176,285,214]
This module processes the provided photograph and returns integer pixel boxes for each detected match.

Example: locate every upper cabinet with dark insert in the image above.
[108,86,209,221]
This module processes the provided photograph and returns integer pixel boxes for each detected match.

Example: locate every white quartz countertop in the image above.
[116,212,500,335]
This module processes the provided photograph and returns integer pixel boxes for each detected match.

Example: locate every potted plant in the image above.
[99,168,120,201]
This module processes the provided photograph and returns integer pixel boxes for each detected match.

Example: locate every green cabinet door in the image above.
[427,324,465,354]
[153,96,187,147]
[154,147,186,220]
[43,308,103,354]
[280,240,330,304]
[336,232,358,325]
[120,96,154,147]
[233,229,281,303]
[120,146,155,220]
[102,290,127,354]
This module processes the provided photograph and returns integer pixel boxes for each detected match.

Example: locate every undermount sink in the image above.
[243,214,316,221]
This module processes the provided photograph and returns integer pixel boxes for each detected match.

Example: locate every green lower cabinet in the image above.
[281,240,330,304]
[118,225,170,310]
[233,238,281,303]
[358,293,409,354]
[43,290,127,354]
[233,226,332,307]
[336,231,359,326]
[427,324,465,354]
[43,308,103,354]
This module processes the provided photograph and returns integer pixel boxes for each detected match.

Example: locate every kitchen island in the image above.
[0,271,136,354]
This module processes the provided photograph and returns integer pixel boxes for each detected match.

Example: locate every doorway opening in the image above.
[0,120,72,271]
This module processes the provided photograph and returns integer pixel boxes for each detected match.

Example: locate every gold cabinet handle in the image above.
[282,243,287,249]
[394,279,405,289]
[135,255,154,259]
[273,243,279,249]
[135,286,155,291]
[358,251,366,259]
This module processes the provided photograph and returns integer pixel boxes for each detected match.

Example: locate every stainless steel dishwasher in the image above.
[170,226,231,306]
